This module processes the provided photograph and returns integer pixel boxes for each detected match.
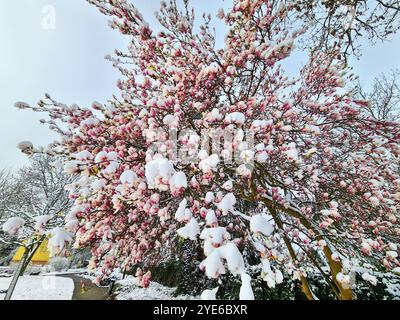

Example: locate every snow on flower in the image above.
[64,219,79,233]
[94,151,108,163]
[17,141,34,154]
[205,209,218,227]
[120,169,138,185]
[103,161,119,175]
[283,143,299,162]
[225,112,246,125]
[163,114,175,125]
[74,150,93,161]
[222,180,233,191]
[386,251,398,259]
[47,228,73,256]
[261,258,283,288]
[336,272,351,289]
[240,150,254,164]
[145,157,175,191]
[170,171,188,194]
[64,160,80,174]
[250,214,274,236]
[33,215,53,233]
[91,178,107,191]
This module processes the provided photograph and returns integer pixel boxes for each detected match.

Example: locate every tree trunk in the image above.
[19,236,45,276]
[260,196,353,300]
[322,246,353,300]
[4,236,46,300]
[266,205,316,300]
[4,249,29,300]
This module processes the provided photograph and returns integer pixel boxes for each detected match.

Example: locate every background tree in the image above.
[1,154,74,300]
[295,0,400,61]
[354,70,400,121]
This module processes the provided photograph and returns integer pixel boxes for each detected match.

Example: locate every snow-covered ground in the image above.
[115,276,197,300]
[0,275,74,300]
[0,270,197,300]
[0,266,199,300]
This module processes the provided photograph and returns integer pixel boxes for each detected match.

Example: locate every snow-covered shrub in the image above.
[49,257,70,272]
[0,247,17,267]
[68,247,91,269]
[296,269,400,300]
[354,270,400,300]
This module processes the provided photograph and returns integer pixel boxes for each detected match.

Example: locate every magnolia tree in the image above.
[16,0,400,300]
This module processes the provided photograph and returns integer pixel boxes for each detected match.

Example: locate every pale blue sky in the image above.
[0,0,399,169]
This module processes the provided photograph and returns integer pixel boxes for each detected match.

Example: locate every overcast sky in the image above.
[1,0,399,170]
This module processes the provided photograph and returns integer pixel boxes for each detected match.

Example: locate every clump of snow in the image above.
[74,150,93,161]
[219,242,245,275]
[240,150,254,164]
[177,218,200,240]
[2,217,25,235]
[201,287,219,300]
[362,272,378,286]
[199,154,219,173]
[222,180,233,191]
[163,114,175,125]
[225,112,245,125]
[175,199,192,222]
[387,251,398,259]
[239,273,254,300]
[205,192,215,203]
[200,227,230,246]
[64,219,79,233]
[283,143,299,162]
[261,258,283,288]
[217,193,236,213]
[103,161,119,175]
[64,160,80,174]
[250,214,274,236]
[94,151,108,163]
[336,272,351,289]
[94,150,118,163]
[91,178,107,191]
[200,249,226,278]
